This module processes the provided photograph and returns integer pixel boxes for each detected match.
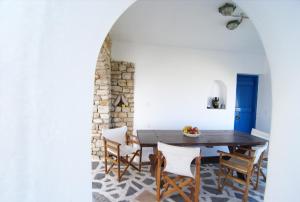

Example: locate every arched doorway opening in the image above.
[91,1,272,201]
[2,1,300,202]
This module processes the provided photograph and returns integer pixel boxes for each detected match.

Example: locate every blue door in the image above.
[234,75,258,133]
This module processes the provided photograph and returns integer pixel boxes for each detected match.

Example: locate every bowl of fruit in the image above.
[182,126,201,137]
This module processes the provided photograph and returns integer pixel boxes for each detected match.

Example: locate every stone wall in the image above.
[91,35,111,157]
[110,61,134,136]
[91,36,135,159]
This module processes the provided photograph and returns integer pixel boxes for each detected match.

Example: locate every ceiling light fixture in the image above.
[226,20,240,30]
[218,3,236,16]
[218,3,249,30]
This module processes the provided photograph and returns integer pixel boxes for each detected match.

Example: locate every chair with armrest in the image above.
[102,126,140,182]
[156,142,201,202]
[238,128,269,181]
[251,128,270,181]
[218,142,268,202]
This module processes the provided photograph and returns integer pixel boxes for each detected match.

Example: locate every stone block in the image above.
[98,106,109,113]
[115,122,126,127]
[93,113,100,118]
[95,76,101,85]
[110,112,118,117]
[119,64,127,71]
[100,113,109,119]
[111,71,121,75]
[99,85,109,90]
[128,113,134,118]
[112,118,121,123]
[124,118,132,122]
[127,80,134,86]
[118,113,127,118]
[127,67,134,73]
[111,65,119,71]
[103,119,109,124]
[125,94,133,99]
[95,69,107,75]
[95,141,101,147]
[94,95,100,101]
[111,80,118,86]
[100,95,109,100]
[93,118,102,123]
[111,86,122,92]
[111,94,117,99]
[99,100,109,106]
[93,106,98,112]
[111,74,121,79]
[96,90,108,96]
[122,73,131,80]
[115,107,121,112]
[128,98,134,103]
[98,80,109,85]
[118,80,127,87]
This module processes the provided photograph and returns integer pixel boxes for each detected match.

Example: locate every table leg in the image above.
[149,146,157,177]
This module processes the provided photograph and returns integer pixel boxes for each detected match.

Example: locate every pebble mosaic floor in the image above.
[92,161,266,202]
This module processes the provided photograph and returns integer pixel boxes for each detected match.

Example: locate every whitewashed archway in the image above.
[1,1,299,202]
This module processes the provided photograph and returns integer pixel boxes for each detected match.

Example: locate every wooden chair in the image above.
[238,128,270,181]
[127,133,153,172]
[156,142,201,202]
[103,126,140,182]
[250,129,269,181]
[218,142,268,202]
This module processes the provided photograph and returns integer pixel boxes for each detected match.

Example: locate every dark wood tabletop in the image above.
[137,130,267,147]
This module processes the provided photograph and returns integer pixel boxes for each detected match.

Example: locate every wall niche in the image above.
[207,80,227,109]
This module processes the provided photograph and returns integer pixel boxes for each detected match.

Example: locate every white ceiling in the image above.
[110,0,265,53]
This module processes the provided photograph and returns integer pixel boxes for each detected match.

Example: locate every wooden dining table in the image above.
[137,130,267,176]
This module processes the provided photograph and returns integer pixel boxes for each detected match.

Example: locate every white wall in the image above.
[256,64,272,133]
[0,1,300,202]
[112,41,269,128]
[112,41,270,156]
[235,1,300,201]
[0,1,135,202]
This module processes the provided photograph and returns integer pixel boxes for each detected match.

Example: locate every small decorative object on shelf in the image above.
[212,97,220,108]
[182,126,201,137]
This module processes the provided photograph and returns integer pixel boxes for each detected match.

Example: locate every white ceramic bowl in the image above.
[183,132,201,137]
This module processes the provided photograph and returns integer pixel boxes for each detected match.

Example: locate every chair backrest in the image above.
[251,128,270,140]
[102,126,127,145]
[157,142,200,178]
[253,142,268,164]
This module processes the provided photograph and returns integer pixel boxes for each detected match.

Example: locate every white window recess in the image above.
[207,80,227,109]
